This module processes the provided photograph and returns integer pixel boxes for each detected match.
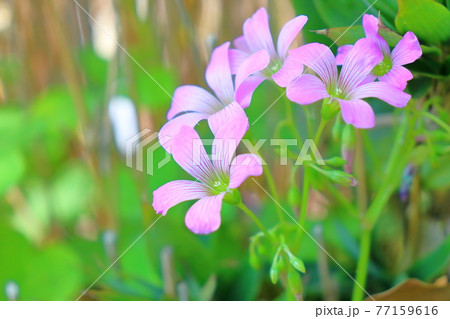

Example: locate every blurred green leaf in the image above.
[409,236,450,281]
[50,163,94,222]
[395,0,450,45]
[0,150,25,196]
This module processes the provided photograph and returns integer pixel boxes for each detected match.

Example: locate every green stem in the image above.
[421,111,450,134]
[352,105,419,300]
[299,166,310,227]
[237,201,271,239]
[314,119,327,145]
[351,228,371,301]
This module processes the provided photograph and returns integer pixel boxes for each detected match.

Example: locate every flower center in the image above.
[371,55,393,77]
[264,59,282,77]
[209,175,230,195]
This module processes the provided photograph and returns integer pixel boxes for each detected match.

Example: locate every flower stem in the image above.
[237,201,271,239]
[352,105,419,300]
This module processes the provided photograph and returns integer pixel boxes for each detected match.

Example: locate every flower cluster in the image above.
[153,9,421,234]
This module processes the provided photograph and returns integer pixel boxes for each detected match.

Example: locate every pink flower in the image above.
[158,42,270,152]
[152,104,263,234]
[336,14,422,90]
[285,38,411,128]
[230,7,308,87]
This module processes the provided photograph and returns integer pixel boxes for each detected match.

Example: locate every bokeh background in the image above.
[0,0,449,301]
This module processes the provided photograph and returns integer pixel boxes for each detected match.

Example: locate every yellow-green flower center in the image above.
[371,55,393,77]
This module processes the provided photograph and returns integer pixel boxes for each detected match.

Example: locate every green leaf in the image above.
[0,150,25,196]
[395,0,450,45]
[408,236,450,281]
[314,25,441,55]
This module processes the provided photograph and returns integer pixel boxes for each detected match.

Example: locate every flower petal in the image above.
[235,50,270,90]
[339,38,383,93]
[158,113,208,153]
[153,180,209,216]
[288,43,338,86]
[208,101,247,135]
[378,65,413,90]
[362,14,390,55]
[276,15,308,58]
[233,35,251,53]
[210,102,249,174]
[167,85,221,120]
[206,42,234,104]
[229,154,263,188]
[392,31,422,66]
[336,44,353,65]
[272,54,304,87]
[185,193,225,234]
[351,81,411,107]
[229,48,250,74]
[243,7,276,57]
[286,74,329,105]
[339,99,375,129]
[235,75,266,108]
[171,125,215,184]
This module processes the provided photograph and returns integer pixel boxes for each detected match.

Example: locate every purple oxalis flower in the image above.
[158,41,270,152]
[152,104,263,234]
[336,14,422,90]
[230,7,308,87]
[285,38,411,128]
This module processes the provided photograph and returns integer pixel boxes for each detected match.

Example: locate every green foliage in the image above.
[395,0,450,45]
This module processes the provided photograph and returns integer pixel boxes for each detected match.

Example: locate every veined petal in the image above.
[378,65,413,90]
[276,15,308,58]
[392,32,422,66]
[339,38,383,94]
[171,125,216,184]
[229,48,250,74]
[235,50,270,90]
[211,102,249,174]
[362,14,390,55]
[167,85,221,120]
[235,75,266,108]
[208,101,247,135]
[243,8,276,57]
[158,113,208,153]
[233,35,251,53]
[272,54,304,87]
[339,99,375,129]
[229,154,263,188]
[153,180,209,216]
[352,81,411,107]
[206,42,235,104]
[336,44,353,65]
[288,43,338,86]
[286,74,329,105]
[185,193,225,234]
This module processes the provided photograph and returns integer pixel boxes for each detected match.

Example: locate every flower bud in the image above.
[324,156,347,167]
[326,170,358,187]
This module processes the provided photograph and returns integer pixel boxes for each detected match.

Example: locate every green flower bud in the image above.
[326,170,358,187]
[324,156,347,167]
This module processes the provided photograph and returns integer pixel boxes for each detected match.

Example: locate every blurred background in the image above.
[0,0,449,301]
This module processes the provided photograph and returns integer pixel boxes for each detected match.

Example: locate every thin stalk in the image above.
[237,201,271,240]
[352,105,419,300]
